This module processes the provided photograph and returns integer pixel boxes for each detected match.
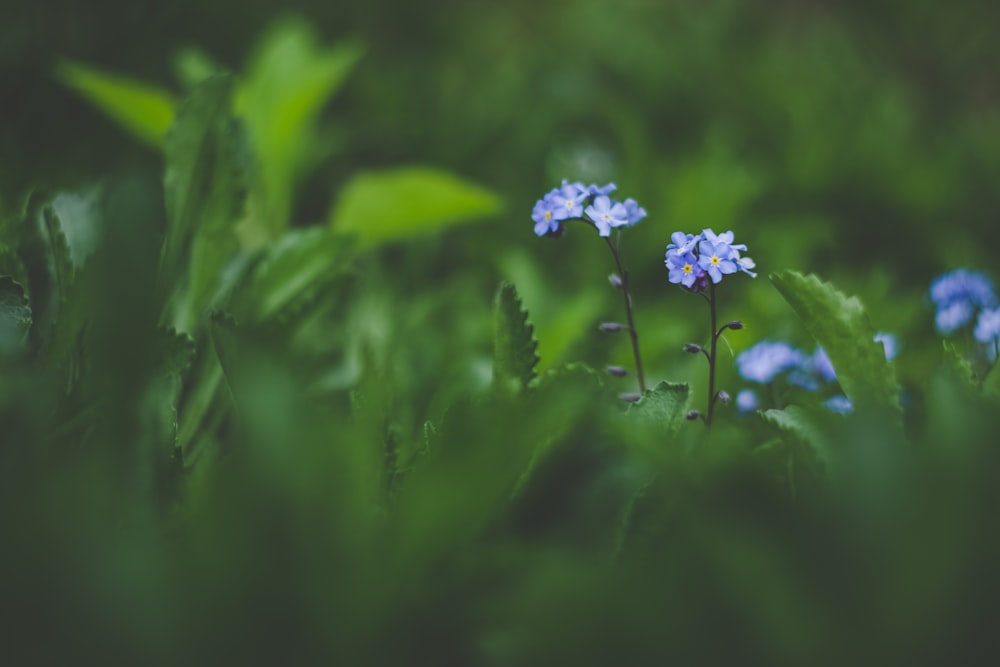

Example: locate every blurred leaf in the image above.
[55,59,176,148]
[330,166,503,248]
[492,281,539,392]
[229,227,355,323]
[162,75,245,332]
[0,277,31,340]
[771,270,901,416]
[0,244,29,295]
[626,381,691,436]
[173,47,223,89]
[238,18,361,235]
[760,405,832,468]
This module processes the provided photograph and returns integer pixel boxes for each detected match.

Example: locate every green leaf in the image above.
[760,405,832,468]
[56,59,177,148]
[330,166,503,248]
[161,75,245,332]
[492,281,539,392]
[229,227,356,323]
[770,270,901,416]
[0,276,31,340]
[0,244,29,295]
[238,18,361,235]
[626,381,691,436]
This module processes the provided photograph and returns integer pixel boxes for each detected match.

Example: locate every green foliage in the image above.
[330,166,503,248]
[0,277,31,340]
[771,270,902,417]
[55,59,177,147]
[237,18,361,236]
[492,281,539,392]
[626,380,691,436]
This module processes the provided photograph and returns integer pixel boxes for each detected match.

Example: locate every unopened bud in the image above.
[599,322,624,333]
[717,390,731,405]
[686,410,702,421]
[619,392,642,403]
[684,343,702,354]
[608,273,623,288]
[727,320,744,330]
[606,365,628,377]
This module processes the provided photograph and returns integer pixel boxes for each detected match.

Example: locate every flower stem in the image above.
[605,234,646,394]
[705,280,719,427]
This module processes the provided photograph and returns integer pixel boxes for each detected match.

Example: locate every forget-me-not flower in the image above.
[532,194,561,237]
[697,238,739,284]
[585,195,630,237]
[974,307,1000,344]
[736,341,807,383]
[666,250,701,288]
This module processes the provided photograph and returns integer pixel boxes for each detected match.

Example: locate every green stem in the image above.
[605,234,646,394]
[706,280,719,427]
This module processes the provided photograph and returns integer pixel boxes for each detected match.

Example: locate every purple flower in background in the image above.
[736,389,760,413]
[974,307,1000,344]
[736,341,807,383]
[824,395,854,415]
[811,346,837,383]
[584,196,629,237]
[930,269,997,334]
[874,332,900,361]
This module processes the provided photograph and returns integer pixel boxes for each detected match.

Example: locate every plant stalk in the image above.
[605,234,646,394]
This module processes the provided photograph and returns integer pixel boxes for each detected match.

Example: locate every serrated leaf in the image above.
[492,281,539,392]
[56,59,176,148]
[238,19,361,235]
[626,381,691,435]
[760,405,832,467]
[0,276,32,340]
[330,166,503,248]
[161,75,241,307]
[770,270,901,416]
[229,227,356,323]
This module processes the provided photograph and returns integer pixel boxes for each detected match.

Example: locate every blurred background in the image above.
[3,0,1000,664]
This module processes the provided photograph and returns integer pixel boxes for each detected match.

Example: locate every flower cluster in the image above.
[734,333,898,415]
[929,269,1000,345]
[532,180,646,237]
[665,229,756,289]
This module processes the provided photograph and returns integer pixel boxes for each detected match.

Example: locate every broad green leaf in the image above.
[626,381,691,436]
[229,227,356,323]
[492,281,539,392]
[760,405,832,468]
[238,19,361,235]
[56,60,176,148]
[0,276,31,340]
[771,270,901,416]
[330,166,503,248]
[161,75,245,332]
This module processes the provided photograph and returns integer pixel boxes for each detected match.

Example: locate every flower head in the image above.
[622,198,647,226]
[549,182,586,221]
[697,238,739,284]
[929,269,997,334]
[666,250,701,288]
[975,307,1000,344]
[584,195,629,237]
[532,193,561,237]
[665,229,754,287]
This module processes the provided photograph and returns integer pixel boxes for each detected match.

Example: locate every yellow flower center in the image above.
[682,263,693,274]
[545,211,552,221]
[710,256,720,266]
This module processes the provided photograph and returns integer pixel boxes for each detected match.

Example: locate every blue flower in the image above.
[584,195,629,237]
[622,198,647,226]
[874,332,900,361]
[736,341,807,383]
[666,250,701,288]
[584,182,617,196]
[666,231,699,256]
[736,389,759,413]
[929,269,997,334]
[810,346,837,383]
[697,238,739,284]
[974,307,1000,344]
[549,182,586,221]
[824,395,854,415]
[532,193,561,236]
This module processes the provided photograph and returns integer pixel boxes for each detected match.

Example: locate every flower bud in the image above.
[726,320,744,330]
[717,390,731,405]
[686,410,702,421]
[608,273,623,288]
[606,365,628,377]
[684,343,702,354]
[599,322,624,333]
[619,392,642,403]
